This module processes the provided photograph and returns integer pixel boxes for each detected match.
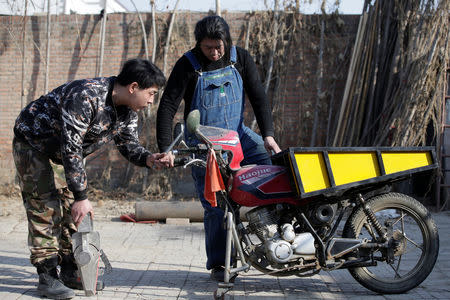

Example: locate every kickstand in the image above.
[214,282,233,300]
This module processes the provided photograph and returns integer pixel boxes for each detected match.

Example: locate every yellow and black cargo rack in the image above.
[272,147,438,199]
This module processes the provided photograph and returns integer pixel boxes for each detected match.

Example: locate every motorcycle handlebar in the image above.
[171,147,206,168]
[171,145,225,168]
[173,157,189,167]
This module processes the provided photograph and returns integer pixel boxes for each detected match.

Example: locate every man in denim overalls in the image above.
[157,16,281,281]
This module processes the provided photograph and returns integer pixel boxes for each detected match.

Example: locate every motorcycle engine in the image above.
[246,205,316,264]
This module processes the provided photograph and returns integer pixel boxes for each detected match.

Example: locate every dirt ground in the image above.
[0,183,136,220]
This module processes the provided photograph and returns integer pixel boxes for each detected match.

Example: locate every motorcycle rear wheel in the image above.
[343,192,439,294]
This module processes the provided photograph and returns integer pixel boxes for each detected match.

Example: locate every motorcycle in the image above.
[169,110,439,299]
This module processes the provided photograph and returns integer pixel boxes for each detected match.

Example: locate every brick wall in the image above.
[0,12,359,186]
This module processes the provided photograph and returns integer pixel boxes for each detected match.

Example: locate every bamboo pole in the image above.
[360,0,382,145]
[343,16,367,145]
[151,0,157,63]
[351,8,377,145]
[332,11,368,146]
[216,0,221,17]
[368,0,393,143]
[162,0,180,76]
[244,15,251,51]
[21,0,28,107]
[98,0,108,77]
[44,0,51,94]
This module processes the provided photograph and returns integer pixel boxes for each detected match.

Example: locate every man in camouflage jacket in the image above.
[12,58,173,299]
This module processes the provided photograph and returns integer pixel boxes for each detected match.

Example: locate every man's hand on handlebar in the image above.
[146,152,175,169]
[172,147,210,168]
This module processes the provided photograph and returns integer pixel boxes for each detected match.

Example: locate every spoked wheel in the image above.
[343,192,439,294]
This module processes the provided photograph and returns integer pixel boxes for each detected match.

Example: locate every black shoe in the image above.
[37,273,75,299]
[210,266,237,283]
[210,266,225,282]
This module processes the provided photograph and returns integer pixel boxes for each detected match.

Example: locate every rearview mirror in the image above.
[186,109,200,134]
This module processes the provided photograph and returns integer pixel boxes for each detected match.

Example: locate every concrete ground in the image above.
[0,200,449,300]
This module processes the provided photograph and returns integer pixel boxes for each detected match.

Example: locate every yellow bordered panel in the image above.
[294,153,330,193]
[329,152,380,185]
[382,152,432,174]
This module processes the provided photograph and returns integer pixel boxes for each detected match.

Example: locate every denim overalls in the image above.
[185,46,271,270]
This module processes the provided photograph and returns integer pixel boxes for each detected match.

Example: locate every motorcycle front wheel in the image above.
[343,192,439,294]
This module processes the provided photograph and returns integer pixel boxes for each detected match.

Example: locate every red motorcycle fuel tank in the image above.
[230,165,299,207]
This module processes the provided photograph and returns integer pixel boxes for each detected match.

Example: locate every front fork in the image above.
[215,210,251,299]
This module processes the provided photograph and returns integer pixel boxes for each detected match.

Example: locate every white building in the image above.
[0,0,129,15]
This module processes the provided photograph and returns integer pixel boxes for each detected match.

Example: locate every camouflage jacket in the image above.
[14,77,151,201]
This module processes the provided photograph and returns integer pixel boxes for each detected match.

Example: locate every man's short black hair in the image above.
[117,58,166,89]
[194,15,232,60]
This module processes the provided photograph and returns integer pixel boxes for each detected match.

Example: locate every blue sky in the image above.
[121,0,365,14]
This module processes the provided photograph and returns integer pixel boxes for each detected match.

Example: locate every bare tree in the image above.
[162,0,181,76]
[131,0,149,60]
[310,18,325,146]
[263,0,279,95]
[251,0,280,132]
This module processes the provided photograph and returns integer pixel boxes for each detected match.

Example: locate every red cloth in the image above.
[120,213,157,224]
[204,148,225,207]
